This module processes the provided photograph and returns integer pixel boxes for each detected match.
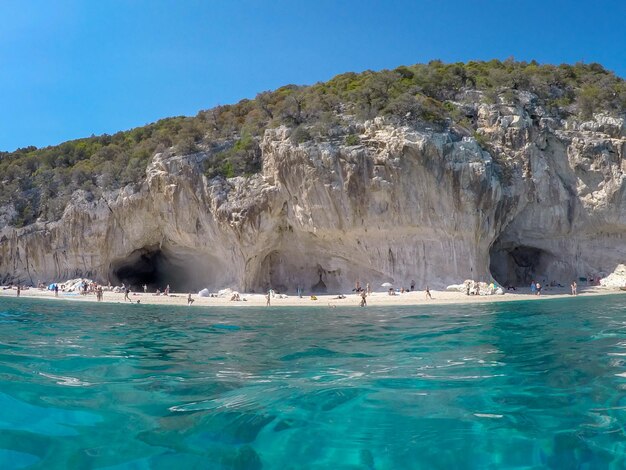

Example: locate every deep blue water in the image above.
[1,294,626,469]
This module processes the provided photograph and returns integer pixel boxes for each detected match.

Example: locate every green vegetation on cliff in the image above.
[1,60,624,227]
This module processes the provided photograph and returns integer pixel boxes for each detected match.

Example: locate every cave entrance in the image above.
[251,249,345,294]
[111,247,163,291]
[490,243,559,287]
[109,244,228,292]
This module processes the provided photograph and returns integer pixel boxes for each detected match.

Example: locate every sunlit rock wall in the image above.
[1,95,625,292]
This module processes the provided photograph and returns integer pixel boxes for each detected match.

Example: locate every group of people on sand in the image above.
[10,279,107,299]
[356,280,432,306]
[353,281,372,295]
[263,280,373,307]
[3,273,478,307]
[6,271,596,307]
[36,279,178,303]
[530,279,578,296]
[387,284,432,300]
[151,284,170,296]
[530,281,543,295]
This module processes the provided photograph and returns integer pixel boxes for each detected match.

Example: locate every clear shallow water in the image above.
[1,296,626,469]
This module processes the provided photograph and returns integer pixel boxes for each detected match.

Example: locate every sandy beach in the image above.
[2,285,623,309]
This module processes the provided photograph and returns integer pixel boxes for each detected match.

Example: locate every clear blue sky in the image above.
[1,0,624,151]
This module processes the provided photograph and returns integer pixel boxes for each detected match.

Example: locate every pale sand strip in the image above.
[2,286,623,309]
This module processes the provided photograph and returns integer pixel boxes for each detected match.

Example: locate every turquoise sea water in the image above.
[1,295,626,469]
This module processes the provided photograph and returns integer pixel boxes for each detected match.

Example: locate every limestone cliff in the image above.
[1,91,625,293]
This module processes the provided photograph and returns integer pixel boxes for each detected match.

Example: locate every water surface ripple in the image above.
[1,295,626,468]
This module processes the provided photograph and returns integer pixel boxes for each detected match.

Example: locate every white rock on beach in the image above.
[218,288,233,298]
[600,265,626,288]
[61,278,92,292]
[446,284,465,292]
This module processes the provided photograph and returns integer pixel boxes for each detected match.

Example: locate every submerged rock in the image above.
[232,445,262,470]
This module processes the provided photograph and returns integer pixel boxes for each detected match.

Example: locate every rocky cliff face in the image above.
[1,92,625,292]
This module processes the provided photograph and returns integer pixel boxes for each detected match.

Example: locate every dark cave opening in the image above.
[109,245,224,292]
[111,247,165,291]
[490,244,554,286]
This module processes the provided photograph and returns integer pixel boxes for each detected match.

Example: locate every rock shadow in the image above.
[109,244,228,292]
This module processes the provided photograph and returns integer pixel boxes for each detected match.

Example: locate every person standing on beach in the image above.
[124,287,131,302]
[360,290,367,307]
[571,281,577,295]
[266,292,271,306]
[536,282,542,295]
[187,293,194,305]
[16,285,20,297]
[143,284,148,293]
[54,284,59,297]
[410,280,416,291]
[425,286,432,300]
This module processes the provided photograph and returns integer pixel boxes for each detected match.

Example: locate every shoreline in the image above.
[2,285,623,309]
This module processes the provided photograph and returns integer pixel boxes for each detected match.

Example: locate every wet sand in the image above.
[2,285,623,308]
